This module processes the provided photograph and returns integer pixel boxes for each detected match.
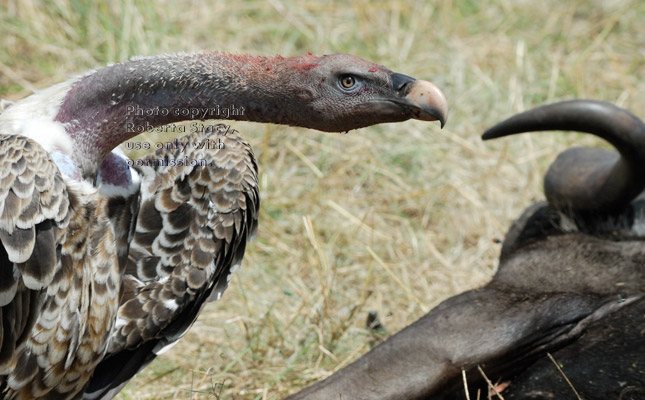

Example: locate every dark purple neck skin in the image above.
[55,52,321,178]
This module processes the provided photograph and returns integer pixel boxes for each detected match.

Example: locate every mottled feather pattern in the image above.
[106,124,258,358]
[0,135,124,399]
[0,136,68,265]
[105,190,141,274]
[0,136,71,356]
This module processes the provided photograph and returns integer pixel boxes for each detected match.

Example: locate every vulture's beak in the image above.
[391,73,448,128]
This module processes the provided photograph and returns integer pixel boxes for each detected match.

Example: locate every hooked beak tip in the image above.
[403,80,448,128]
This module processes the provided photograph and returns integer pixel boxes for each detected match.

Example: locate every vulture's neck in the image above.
[54,52,320,176]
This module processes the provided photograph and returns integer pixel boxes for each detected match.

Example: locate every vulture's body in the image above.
[0,52,446,399]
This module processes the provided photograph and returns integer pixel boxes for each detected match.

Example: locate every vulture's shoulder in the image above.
[85,125,260,399]
[0,133,89,394]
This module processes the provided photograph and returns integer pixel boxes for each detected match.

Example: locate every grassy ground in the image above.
[1,0,644,398]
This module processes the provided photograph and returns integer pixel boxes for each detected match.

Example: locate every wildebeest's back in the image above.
[503,296,645,399]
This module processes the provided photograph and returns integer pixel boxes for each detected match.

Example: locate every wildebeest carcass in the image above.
[287,100,645,400]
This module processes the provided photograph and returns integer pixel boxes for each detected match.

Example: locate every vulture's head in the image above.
[262,52,448,132]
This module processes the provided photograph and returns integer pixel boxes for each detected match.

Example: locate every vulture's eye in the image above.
[339,75,356,90]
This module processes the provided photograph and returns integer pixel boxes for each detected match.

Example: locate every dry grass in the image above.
[1,0,644,398]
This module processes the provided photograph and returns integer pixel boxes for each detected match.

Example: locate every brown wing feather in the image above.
[84,124,259,399]
[122,124,258,345]
[0,135,126,400]
[0,136,68,281]
[0,134,75,397]
[0,136,70,371]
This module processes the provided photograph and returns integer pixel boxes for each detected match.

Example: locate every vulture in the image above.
[0,52,447,399]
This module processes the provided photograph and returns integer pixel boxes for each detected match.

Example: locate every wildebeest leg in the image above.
[286,288,624,400]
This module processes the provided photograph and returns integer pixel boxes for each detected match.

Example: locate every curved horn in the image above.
[482,100,645,213]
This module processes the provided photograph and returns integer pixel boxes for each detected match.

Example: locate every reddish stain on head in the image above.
[368,67,377,73]
[293,62,317,72]
[221,53,319,73]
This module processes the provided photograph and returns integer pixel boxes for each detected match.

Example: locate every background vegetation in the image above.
[1,0,643,398]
